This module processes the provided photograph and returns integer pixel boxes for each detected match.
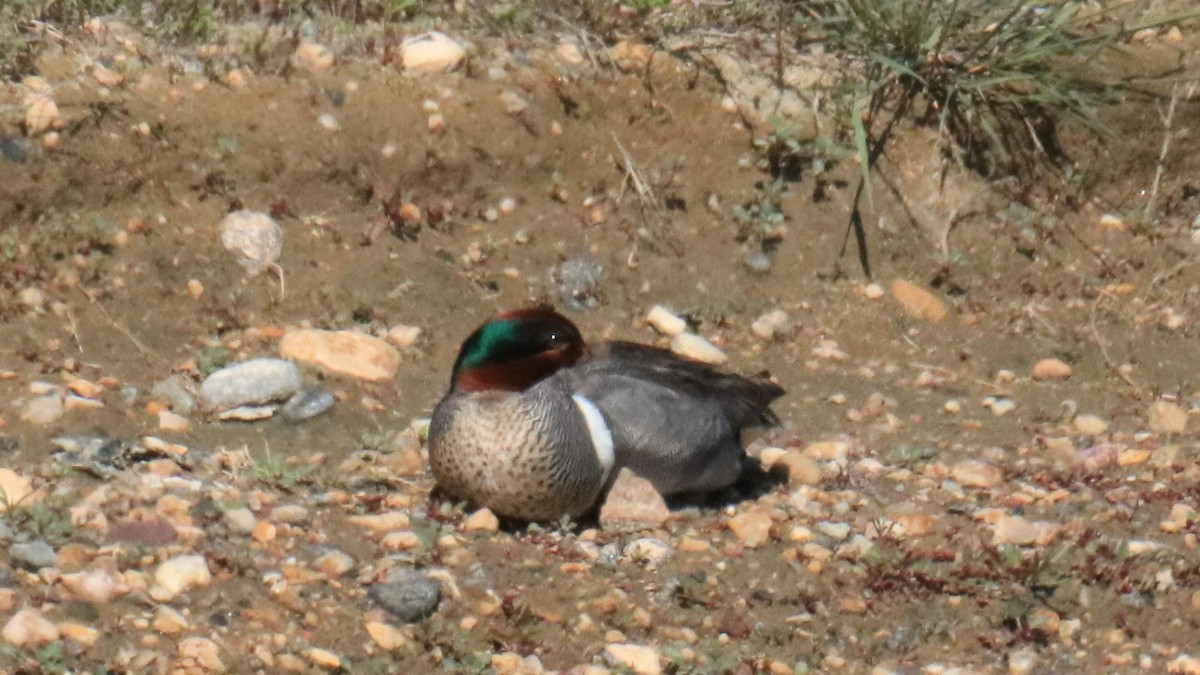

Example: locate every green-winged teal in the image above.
[428,308,784,521]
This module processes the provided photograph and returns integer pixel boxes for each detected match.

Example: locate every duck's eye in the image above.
[546,331,568,348]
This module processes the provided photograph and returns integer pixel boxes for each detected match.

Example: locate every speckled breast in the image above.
[428,388,604,521]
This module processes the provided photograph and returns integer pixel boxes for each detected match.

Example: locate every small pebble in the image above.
[400,32,466,73]
[281,387,336,422]
[950,460,1003,488]
[0,468,34,507]
[20,394,64,425]
[349,511,410,532]
[863,283,885,299]
[60,567,128,603]
[219,210,282,277]
[817,521,851,541]
[151,375,197,415]
[370,572,441,622]
[669,332,727,365]
[604,643,662,675]
[727,511,772,548]
[224,507,257,533]
[500,90,529,114]
[759,448,822,485]
[178,637,225,672]
[1073,414,1108,435]
[306,647,342,669]
[623,538,672,566]
[386,324,422,348]
[153,606,190,633]
[891,279,947,321]
[293,41,334,72]
[11,541,56,571]
[645,305,687,337]
[750,310,790,340]
[462,508,500,533]
[154,554,212,598]
[984,397,1017,416]
[158,410,191,432]
[553,255,605,310]
[365,621,408,650]
[2,608,60,647]
[216,405,277,421]
[1148,400,1187,433]
[1032,358,1072,380]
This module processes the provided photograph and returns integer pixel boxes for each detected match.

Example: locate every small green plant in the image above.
[4,499,75,544]
[246,451,314,491]
[733,178,788,259]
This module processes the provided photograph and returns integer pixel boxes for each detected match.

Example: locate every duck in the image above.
[427,307,784,521]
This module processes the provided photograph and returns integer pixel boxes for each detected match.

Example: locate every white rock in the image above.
[604,643,662,675]
[750,310,790,339]
[0,469,34,510]
[224,507,257,534]
[219,210,282,276]
[200,358,301,411]
[816,521,852,541]
[178,636,226,672]
[951,460,1003,488]
[556,42,585,66]
[154,554,211,597]
[154,605,190,633]
[645,305,687,336]
[2,608,59,646]
[500,90,528,115]
[386,324,422,348]
[624,538,672,566]
[20,394,64,425]
[1148,401,1187,433]
[18,287,45,311]
[216,405,277,421]
[669,332,727,364]
[401,32,466,73]
[60,567,129,603]
[1073,414,1108,435]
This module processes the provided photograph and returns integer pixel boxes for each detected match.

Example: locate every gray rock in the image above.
[199,358,301,411]
[552,254,604,310]
[281,387,336,423]
[151,375,198,415]
[369,572,441,622]
[12,541,56,571]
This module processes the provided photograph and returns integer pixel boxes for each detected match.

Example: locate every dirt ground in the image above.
[2,13,1200,674]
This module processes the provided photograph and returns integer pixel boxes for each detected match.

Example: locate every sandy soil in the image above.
[2,14,1200,674]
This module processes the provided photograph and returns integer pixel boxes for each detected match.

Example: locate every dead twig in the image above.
[611,133,656,207]
[1143,83,1184,223]
[908,362,1010,394]
[1087,290,1143,396]
[77,287,161,362]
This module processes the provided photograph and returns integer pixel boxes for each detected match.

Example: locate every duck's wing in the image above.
[577,341,783,428]
[562,341,784,495]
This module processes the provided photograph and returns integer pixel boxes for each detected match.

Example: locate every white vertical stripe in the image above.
[571,394,615,480]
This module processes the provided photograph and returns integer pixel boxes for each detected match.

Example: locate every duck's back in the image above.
[568,342,784,495]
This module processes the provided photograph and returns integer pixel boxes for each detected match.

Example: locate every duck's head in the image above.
[450,308,586,392]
